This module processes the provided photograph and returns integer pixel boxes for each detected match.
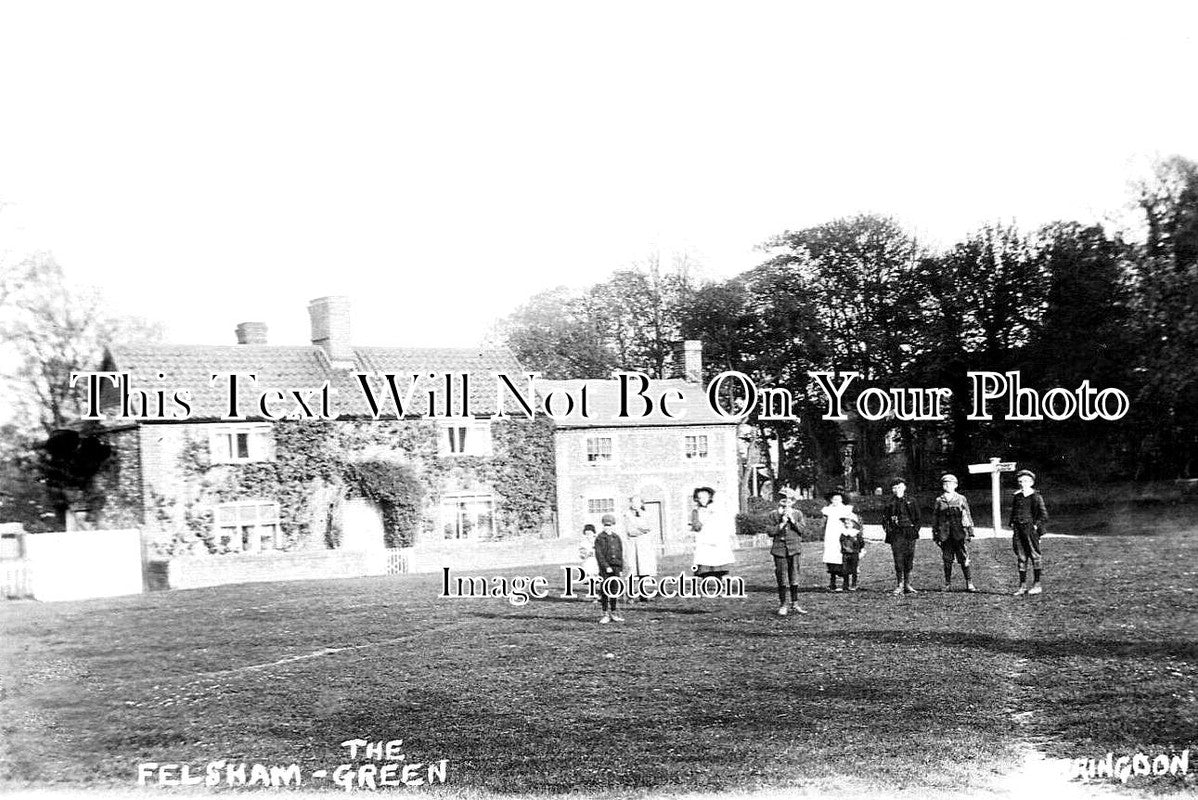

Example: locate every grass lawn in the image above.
[1,533,1195,798]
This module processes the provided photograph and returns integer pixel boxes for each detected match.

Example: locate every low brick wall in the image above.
[406,538,578,574]
[154,548,386,591]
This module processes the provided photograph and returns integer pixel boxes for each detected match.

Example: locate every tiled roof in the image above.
[536,378,737,429]
[102,344,527,420]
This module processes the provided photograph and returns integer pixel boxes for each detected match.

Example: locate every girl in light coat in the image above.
[821,488,858,591]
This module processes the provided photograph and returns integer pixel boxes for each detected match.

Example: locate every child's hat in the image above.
[941,473,958,483]
[1015,469,1036,481]
[693,486,715,500]
[583,523,596,532]
[600,514,616,525]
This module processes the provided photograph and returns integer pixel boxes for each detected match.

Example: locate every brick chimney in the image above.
[683,340,703,384]
[308,296,353,363]
[235,322,268,345]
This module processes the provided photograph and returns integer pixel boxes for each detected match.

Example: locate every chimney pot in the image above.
[308,296,353,363]
[235,322,268,345]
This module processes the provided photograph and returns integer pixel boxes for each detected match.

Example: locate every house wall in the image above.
[554,423,739,543]
[91,426,143,529]
[117,417,556,557]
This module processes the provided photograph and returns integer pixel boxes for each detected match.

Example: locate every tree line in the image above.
[498,156,1198,490]
[1,157,1194,528]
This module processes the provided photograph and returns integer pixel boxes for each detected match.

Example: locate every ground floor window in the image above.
[587,498,616,516]
[214,501,281,553]
[441,493,497,540]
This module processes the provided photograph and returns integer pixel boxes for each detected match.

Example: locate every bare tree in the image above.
[1,254,165,434]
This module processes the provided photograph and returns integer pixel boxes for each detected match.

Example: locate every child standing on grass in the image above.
[821,488,857,592]
[1010,469,1049,596]
[690,487,736,579]
[839,515,866,591]
[932,473,976,592]
[768,489,806,616]
[883,477,922,595]
[593,514,625,623]
[579,523,600,603]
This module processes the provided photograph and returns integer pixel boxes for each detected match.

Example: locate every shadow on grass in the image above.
[761,628,1197,661]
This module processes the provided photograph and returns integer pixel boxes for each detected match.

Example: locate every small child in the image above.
[839,516,866,591]
[1010,469,1049,596]
[579,523,600,603]
[593,514,625,623]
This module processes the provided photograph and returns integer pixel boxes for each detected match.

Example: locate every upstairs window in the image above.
[210,424,272,464]
[685,435,709,459]
[585,437,613,463]
[439,420,493,457]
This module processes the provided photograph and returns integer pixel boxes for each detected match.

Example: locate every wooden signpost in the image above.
[967,457,1016,534]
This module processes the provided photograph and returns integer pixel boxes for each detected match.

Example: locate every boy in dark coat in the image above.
[594,514,625,623]
[1010,469,1049,596]
[932,473,976,592]
[767,490,807,616]
[883,477,922,595]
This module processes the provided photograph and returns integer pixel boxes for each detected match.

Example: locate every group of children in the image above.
[580,486,737,624]
[579,471,1050,622]
[766,469,1049,613]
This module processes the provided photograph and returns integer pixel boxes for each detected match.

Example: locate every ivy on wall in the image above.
[342,460,423,548]
[148,416,556,555]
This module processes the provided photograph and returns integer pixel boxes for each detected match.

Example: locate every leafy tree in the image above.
[1005,223,1139,480]
[753,215,930,490]
[917,223,1049,468]
[494,286,617,379]
[498,251,698,378]
[1129,155,1198,477]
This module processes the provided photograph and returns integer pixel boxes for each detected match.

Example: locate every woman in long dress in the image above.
[821,488,858,592]
[624,495,658,601]
[690,486,736,578]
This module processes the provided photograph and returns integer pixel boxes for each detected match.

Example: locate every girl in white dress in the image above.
[690,487,736,578]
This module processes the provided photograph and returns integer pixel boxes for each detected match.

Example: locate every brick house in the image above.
[90,296,557,561]
[543,342,741,549]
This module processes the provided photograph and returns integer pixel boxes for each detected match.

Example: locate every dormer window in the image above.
[439,419,493,457]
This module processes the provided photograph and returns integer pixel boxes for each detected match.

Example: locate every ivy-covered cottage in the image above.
[89,297,557,582]
[543,342,741,550]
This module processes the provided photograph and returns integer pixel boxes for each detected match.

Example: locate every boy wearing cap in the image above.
[1010,469,1049,595]
[767,490,807,615]
[594,514,625,623]
[932,474,976,592]
[883,477,922,595]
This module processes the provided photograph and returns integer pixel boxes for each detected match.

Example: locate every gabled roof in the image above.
[102,344,527,421]
[536,378,737,429]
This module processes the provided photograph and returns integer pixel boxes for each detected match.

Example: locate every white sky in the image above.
[1,1,1195,350]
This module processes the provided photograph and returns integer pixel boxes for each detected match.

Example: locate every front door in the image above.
[642,500,665,545]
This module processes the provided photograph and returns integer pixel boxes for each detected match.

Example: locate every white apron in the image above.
[821,504,855,565]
